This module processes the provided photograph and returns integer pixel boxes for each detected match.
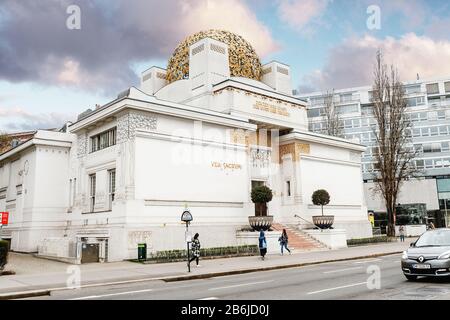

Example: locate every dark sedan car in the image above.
[401,228,450,280]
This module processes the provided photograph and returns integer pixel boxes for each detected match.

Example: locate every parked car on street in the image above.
[401,228,450,280]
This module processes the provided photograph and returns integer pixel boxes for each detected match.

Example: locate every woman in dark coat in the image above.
[189,233,201,267]
[279,229,291,255]
[258,230,267,260]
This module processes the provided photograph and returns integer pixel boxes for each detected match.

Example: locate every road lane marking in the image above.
[354,258,381,264]
[307,282,367,295]
[323,267,364,274]
[198,297,219,300]
[70,289,154,300]
[209,280,274,291]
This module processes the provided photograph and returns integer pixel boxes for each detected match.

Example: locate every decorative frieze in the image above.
[250,148,271,168]
[213,86,305,110]
[117,112,157,143]
[279,142,310,162]
[77,133,88,158]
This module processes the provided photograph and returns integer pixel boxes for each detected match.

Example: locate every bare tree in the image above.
[371,51,418,237]
[323,89,343,137]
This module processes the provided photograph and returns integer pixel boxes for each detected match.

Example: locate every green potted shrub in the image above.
[249,185,274,231]
[311,189,334,229]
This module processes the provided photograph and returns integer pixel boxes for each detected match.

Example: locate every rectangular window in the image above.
[344,119,352,128]
[405,85,421,94]
[361,118,369,127]
[430,127,439,136]
[438,111,446,120]
[90,127,117,153]
[425,159,434,169]
[337,104,358,115]
[286,180,291,197]
[412,128,421,137]
[89,174,96,213]
[423,144,432,153]
[439,125,448,135]
[443,158,450,167]
[426,83,439,94]
[423,143,441,153]
[419,112,428,121]
[352,119,361,128]
[310,97,324,106]
[108,169,116,210]
[421,128,430,137]
[407,97,425,107]
[307,108,321,118]
[414,144,423,153]
[435,159,443,168]
[428,111,437,121]
[340,93,353,103]
[442,142,450,152]
[372,147,379,156]
[445,81,450,93]
[415,160,424,169]
[362,133,370,143]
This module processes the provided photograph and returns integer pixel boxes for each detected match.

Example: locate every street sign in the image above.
[1,212,8,225]
[185,231,192,243]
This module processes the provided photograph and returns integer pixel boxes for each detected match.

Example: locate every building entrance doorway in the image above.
[81,243,99,263]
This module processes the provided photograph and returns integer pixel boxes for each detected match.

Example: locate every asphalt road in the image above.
[24,254,450,300]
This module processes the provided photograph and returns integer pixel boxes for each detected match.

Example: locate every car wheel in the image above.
[404,274,418,281]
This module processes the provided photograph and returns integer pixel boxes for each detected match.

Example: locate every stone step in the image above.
[271,222,327,251]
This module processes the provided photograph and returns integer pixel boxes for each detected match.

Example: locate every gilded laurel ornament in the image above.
[166,30,262,83]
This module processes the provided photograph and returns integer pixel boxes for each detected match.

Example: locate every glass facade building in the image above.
[298,77,450,228]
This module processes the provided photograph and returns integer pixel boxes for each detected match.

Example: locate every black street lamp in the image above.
[181,207,193,272]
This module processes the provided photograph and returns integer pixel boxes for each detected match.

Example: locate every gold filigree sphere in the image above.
[166,30,262,84]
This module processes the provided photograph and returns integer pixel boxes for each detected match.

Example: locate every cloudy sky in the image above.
[1,0,450,132]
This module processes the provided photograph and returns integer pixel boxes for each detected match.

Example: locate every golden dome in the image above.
[166,30,262,84]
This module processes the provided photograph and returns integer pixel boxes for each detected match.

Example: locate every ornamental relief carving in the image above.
[77,133,88,158]
[250,148,271,168]
[279,143,310,162]
[166,30,262,84]
[117,112,158,143]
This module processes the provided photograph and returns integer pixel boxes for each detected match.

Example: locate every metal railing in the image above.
[294,214,321,229]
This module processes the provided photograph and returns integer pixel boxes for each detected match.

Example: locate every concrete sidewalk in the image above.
[0,241,411,298]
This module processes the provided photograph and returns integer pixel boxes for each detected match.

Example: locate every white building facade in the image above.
[0,31,372,263]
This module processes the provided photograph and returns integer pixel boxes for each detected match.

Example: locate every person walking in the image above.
[189,233,201,267]
[279,229,291,255]
[258,230,267,260]
[399,225,405,242]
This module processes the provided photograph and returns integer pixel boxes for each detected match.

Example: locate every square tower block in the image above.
[189,37,230,93]
[261,61,293,95]
[140,67,167,95]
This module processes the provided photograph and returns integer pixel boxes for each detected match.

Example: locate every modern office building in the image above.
[298,77,450,229]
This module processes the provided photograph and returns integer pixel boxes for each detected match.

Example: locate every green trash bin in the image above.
[138,243,147,261]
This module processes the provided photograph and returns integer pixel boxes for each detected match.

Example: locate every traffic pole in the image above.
[186,222,190,273]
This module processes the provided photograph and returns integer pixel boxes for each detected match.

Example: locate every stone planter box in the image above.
[312,215,334,229]
[248,216,274,231]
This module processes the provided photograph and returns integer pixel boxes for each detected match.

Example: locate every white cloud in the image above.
[178,0,279,57]
[300,33,450,92]
[0,0,278,93]
[0,107,72,132]
[277,0,330,33]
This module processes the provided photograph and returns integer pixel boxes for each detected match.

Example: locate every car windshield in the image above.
[415,230,450,247]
